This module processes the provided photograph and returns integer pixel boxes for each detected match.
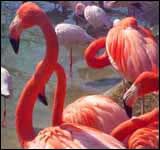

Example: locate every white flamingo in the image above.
[1,67,12,127]
[55,23,94,78]
[75,2,112,32]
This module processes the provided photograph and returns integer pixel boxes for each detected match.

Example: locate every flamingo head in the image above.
[113,18,121,27]
[75,2,85,16]
[9,2,46,54]
[123,84,138,118]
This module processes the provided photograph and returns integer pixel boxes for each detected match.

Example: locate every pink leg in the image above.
[2,99,7,128]
[69,48,73,79]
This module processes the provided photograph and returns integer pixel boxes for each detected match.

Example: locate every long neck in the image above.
[52,63,66,126]
[137,72,158,96]
[16,15,58,147]
[84,37,110,68]
[111,108,159,141]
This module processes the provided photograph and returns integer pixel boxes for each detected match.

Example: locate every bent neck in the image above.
[52,63,66,126]
[111,108,159,141]
[85,37,110,68]
[16,15,58,147]
[137,72,158,96]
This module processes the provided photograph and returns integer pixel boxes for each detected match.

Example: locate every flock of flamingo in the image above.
[1,1,159,149]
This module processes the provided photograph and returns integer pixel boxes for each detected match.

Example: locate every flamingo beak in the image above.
[123,100,132,118]
[9,15,21,54]
[9,38,20,54]
[38,93,48,106]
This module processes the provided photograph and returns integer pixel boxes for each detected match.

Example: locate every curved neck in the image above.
[16,15,58,147]
[52,63,66,126]
[111,108,159,141]
[137,72,158,96]
[85,37,110,68]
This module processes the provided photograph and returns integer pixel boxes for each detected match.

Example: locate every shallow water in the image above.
[1,1,159,148]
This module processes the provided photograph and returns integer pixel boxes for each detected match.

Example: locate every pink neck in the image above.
[16,15,59,146]
[85,37,110,68]
[111,108,159,141]
[52,63,66,126]
[137,72,158,96]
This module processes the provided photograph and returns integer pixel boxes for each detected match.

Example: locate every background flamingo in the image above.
[1,66,12,127]
[123,71,159,117]
[75,2,112,36]
[55,23,95,78]
[9,2,125,148]
[110,107,159,148]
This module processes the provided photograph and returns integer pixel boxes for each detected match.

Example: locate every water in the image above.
[1,1,159,148]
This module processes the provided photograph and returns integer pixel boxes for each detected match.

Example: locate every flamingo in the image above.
[84,16,158,116]
[75,2,112,33]
[55,23,95,78]
[123,71,159,117]
[110,107,159,148]
[8,2,126,148]
[1,67,12,127]
[11,1,129,135]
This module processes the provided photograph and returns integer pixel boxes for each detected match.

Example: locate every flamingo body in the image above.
[26,123,125,149]
[106,17,158,82]
[55,23,94,48]
[84,5,111,28]
[64,95,128,133]
[1,67,12,97]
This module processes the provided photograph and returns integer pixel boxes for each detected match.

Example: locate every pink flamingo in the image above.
[9,2,126,148]
[85,17,158,116]
[123,71,159,117]
[11,1,129,135]
[111,108,159,148]
[55,23,94,78]
[1,66,12,127]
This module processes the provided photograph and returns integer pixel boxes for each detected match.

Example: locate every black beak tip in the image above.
[123,100,132,118]
[9,37,19,54]
[38,94,48,106]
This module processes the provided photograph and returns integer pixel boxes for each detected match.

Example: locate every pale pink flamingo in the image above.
[75,3,112,32]
[85,17,158,116]
[55,23,94,78]
[123,71,159,117]
[1,66,12,127]
[9,2,126,148]
[111,107,159,148]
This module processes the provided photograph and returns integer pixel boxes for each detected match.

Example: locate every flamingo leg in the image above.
[2,98,7,128]
[69,48,73,79]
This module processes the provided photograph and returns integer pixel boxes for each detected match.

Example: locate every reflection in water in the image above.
[1,1,159,148]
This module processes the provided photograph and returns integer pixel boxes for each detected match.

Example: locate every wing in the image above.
[63,95,128,133]
[106,24,158,82]
[27,123,125,149]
